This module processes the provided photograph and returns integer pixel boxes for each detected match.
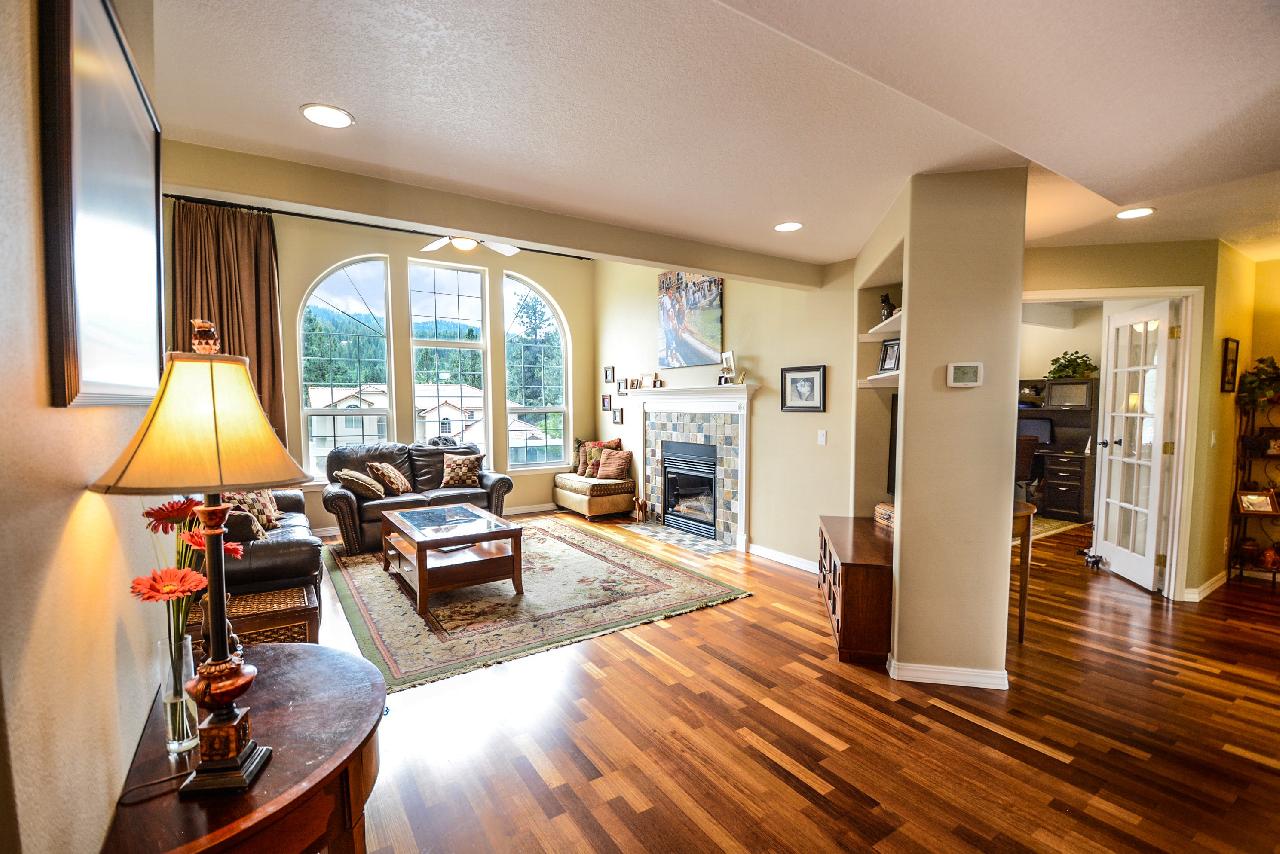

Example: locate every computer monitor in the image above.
[1018,418,1053,445]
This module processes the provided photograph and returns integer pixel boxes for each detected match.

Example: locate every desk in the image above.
[102,644,386,853]
[1013,501,1037,643]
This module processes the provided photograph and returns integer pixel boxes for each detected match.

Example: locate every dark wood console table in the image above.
[817,516,893,665]
[102,644,386,853]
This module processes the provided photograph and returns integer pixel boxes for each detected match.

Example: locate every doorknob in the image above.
[1097,439,1110,447]
[1113,438,1123,447]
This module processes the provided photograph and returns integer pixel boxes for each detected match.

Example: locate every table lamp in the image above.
[90,322,309,794]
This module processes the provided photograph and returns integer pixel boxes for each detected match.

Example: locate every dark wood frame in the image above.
[1258,428,1280,459]
[601,394,612,411]
[603,366,615,383]
[781,365,827,412]
[1237,488,1280,515]
[1221,337,1241,393]
[612,408,624,424]
[38,0,163,407]
[877,339,901,374]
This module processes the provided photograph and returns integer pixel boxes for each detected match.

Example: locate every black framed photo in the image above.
[781,365,826,412]
[616,380,628,396]
[612,408,624,424]
[39,0,163,406]
[603,366,615,383]
[878,338,901,374]
[1221,337,1240,392]
[601,394,612,411]
[1258,428,1280,458]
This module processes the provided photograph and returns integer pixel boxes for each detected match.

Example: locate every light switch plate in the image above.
[817,429,827,446]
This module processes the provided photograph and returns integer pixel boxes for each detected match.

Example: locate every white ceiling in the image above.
[154,1,1280,264]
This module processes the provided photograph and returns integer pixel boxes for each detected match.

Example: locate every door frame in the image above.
[1022,286,1204,601]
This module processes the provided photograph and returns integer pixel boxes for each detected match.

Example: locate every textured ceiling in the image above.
[154,1,1280,264]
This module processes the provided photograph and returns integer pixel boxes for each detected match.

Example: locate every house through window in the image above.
[410,261,487,450]
[300,257,390,475]
[504,274,567,467]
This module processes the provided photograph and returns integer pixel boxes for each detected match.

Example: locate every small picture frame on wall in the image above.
[878,338,901,374]
[1221,337,1240,392]
[604,366,615,383]
[1237,489,1279,514]
[616,380,628,396]
[781,365,826,412]
[612,408,624,424]
[601,394,612,411]
[641,373,656,388]
[629,378,641,389]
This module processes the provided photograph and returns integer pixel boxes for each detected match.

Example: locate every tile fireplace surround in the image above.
[627,385,756,549]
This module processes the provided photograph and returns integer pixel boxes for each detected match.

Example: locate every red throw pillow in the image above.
[578,438,621,476]
[596,448,633,480]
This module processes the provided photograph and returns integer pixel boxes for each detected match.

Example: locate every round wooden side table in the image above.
[103,643,386,853]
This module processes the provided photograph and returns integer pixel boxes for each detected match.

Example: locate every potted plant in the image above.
[1045,350,1099,380]
[1236,356,1280,408]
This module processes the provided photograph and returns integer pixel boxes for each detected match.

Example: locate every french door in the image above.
[1092,302,1170,590]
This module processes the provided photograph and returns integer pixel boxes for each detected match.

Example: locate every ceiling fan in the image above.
[421,235,521,256]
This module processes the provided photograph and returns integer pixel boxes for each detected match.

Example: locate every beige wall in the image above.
[270,216,596,520]
[1253,260,1280,360]
[592,260,855,560]
[0,2,164,851]
[1023,240,1255,591]
[1019,305,1103,380]
[892,169,1028,673]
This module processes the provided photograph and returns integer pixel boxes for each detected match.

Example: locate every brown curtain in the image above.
[171,199,286,439]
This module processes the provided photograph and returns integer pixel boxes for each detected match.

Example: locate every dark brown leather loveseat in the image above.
[222,489,323,603]
[321,440,514,554]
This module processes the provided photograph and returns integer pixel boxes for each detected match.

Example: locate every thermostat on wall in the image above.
[947,362,984,387]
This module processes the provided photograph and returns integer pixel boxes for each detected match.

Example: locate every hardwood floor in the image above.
[318,515,1280,853]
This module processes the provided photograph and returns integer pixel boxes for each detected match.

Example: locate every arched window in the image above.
[504,274,567,467]
[300,257,390,475]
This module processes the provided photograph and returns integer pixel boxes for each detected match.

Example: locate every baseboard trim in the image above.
[312,526,338,538]
[887,655,1009,690]
[1181,570,1227,601]
[504,503,559,516]
[747,543,818,574]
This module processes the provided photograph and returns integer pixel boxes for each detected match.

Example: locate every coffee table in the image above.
[380,504,523,631]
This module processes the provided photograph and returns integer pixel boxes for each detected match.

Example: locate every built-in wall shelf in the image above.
[858,311,903,342]
[857,370,900,389]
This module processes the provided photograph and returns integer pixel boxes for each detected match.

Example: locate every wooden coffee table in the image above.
[380,504,523,632]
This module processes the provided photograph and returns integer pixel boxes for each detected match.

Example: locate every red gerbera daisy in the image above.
[129,567,208,603]
[179,530,245,560]
[142,498,201,534]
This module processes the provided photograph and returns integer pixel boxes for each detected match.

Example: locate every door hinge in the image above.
[1169,325,1182,340]
[1162,441,1175,455]
[1155,553,1168,569]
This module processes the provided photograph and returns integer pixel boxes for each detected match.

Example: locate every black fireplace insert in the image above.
[661,440,716,539]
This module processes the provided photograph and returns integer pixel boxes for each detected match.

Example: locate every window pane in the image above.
[301,258,390,475]
[414,346,486,450]
[504,275,567,465]
[410,262,484,342]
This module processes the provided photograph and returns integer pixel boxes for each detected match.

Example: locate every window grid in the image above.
[410,261,488,452]
[504,275,567,468]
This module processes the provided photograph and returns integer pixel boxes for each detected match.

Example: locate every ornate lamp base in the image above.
[180,705,272,795]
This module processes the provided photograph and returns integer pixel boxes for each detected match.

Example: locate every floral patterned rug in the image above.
[326,516,749,692]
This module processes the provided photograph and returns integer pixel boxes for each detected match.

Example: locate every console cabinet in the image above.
[817,516,893,665]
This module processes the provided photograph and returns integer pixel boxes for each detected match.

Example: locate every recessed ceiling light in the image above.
[300,103,354,129]
[774,221,803,232]
[1115,207,1155,220]
[449,236,479,251]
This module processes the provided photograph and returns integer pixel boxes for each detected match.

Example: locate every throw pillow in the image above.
[441,453,483,488]
[226,509,268,542]
[580,438,622,477]
[335,469,385,499]
[223,489,281,530]
[596,448,633,480]
[367,461,412,496]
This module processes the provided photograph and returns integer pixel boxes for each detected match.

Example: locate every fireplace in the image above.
[661,440,717,539]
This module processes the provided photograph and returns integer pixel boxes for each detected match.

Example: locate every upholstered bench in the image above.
[552,473,636,520]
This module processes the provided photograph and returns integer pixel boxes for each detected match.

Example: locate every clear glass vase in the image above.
[160,634,199,754]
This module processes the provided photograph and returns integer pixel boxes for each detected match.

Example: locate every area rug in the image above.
[619,521,735,555]
[1030,517,1086,539]
[327,516,749,692]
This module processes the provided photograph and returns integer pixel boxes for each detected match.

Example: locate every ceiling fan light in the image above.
[485,242,521,256]
[449,236,479,251]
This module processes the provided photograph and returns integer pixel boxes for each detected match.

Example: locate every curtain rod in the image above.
[163,193,591,262]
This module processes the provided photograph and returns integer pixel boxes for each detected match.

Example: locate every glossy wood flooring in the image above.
[318,516,1280,853]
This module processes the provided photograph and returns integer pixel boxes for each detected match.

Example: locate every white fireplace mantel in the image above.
[629,383,757,550]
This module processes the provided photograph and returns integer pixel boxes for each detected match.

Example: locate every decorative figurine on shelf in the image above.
[1260,544,1280,571]
[879,293,896,322]
[190,319,220,354]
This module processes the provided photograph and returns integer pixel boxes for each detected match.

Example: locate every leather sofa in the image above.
[222,489,323,604]
[321,440,514,554]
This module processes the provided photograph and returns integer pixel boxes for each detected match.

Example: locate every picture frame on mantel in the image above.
[39,0,164,406]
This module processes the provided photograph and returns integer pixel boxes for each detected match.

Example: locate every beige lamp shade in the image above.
[90,353,309,494]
